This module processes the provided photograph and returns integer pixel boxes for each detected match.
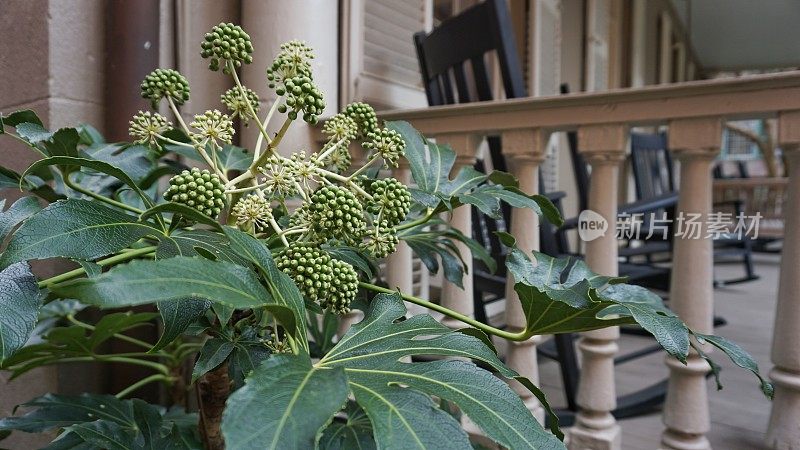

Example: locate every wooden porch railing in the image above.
[379,71,800,450]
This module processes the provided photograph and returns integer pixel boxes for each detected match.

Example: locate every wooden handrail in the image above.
[379,71,800,134]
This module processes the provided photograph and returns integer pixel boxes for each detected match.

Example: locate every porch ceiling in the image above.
[671,0,800,72]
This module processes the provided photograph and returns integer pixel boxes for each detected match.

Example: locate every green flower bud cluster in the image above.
[277,243,333,302]
[363,128,405,168]
[190,109,234,144]
[366,178,411,227]
[221,86,260,125]
[164,168,225,218]
[266,40,314,87]
[320,113,358,173]
[286,151,320,192]
[308,185,366,245]
[200,22,254,72]
[232,194,273,230]
[128,111,172,147]
[140,69,190,109]
[343,102,379,139]
[323,259,359,314]
[361,225,400,258]
[276,75,325,124]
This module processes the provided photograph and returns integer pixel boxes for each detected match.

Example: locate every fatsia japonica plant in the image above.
[0,22,772,450]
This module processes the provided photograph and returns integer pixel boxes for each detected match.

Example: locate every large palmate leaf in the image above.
[0,199,158,268]
[499,233,772,395]
[318,401,376,450]
[16,125,80,158]
[51,256,271,310]
[155,229,248,266]
[223,294,564,450]
[0,262,41,363]
[82,143,153,183]
[151,298,210,352]
[222,354,349,450]
[0,394,201,449]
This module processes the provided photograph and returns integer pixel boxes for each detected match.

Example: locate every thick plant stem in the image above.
[197,362,231,450]
[38,246,158,288]
[359,282,530,341]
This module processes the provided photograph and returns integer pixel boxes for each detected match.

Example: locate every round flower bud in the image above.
[309,186,366,245]
[232,194,273,230]
[190,109,234,144]
[221,86,260,125]
[277,243,333,301]
[200,22,254,71]
[278,75,325,124]
[367,178,412,226]
[129,111,172,147]
[141,69,190,109]
[322,259,359,314]
[361,225,400,259]
[322,113,358,143]
[363,128,405,168]
[343,102,378,139]
[163,168,226,218]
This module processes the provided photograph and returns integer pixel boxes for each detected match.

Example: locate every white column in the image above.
[437,133,480,327]
[387,159,423,314]
[569,124,627,450]
[661,117,721,450]
[766,111,800,449]
[501,129,549,423]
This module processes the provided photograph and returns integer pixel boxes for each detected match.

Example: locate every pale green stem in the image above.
[64,175,143,214]
[38,246,157,288]
[67,315,155,352]
[347,154,383,181]
[229,61,272,152]
[358,282,530,341]
[115,374,174,398]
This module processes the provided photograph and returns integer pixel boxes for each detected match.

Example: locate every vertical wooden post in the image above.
[437,133,481,327]
[766,111,800,449]
[501,128,549,423]
[660,117,722,450]
[569,124,627,450]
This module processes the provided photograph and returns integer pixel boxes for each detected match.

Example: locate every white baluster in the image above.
[766,111,800,449]
[569,124,627,450]
[501,129,548,423]
[437,133,480,327]
[387,159,423,314]
[661,117,721,450]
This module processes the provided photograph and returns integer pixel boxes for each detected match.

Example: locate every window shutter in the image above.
[341,0,431,109]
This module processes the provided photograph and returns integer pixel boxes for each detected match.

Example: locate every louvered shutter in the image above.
[341,0,430,109]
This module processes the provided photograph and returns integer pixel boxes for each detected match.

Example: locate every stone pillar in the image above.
[241,0,338,154]
[766,111,800,449]
[437,133,480,328]
[661,117,721,450]
[569,124,627,450]
[501,129,548,423]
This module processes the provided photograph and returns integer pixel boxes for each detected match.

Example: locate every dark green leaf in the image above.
[192,338,235,382]
[4,110,43,127]
[318,402,376,450]
[51,256,271,310]
[223,227,307,351]
[388,121,455,196]
[82,143,153,183]
[217,144,253,171]
[151,298,210,352]
[695,333,774,398]
[156,229,248,266]
[0,393,134,432]
[0,199,158,268]
[16,122,52,144]
[0,196,41,242]
[88,312,158,350]
[0,262,41,363]
[25,156,155,209]
[222,354,349,450]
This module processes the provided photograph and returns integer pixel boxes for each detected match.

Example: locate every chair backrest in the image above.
[413,0,526,106]
[414,0,528,262]
[630,132,674,200]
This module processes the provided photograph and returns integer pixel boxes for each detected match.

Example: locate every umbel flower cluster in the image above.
[128,24,411,314]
